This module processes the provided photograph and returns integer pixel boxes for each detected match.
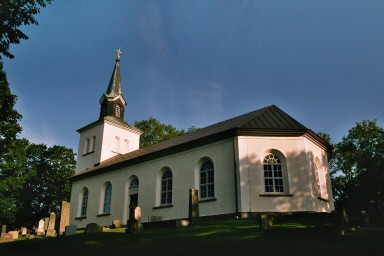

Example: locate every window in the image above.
[200,162,214,199]
[114,137,120,153]
[124,139,129,153]
[91,136,96,152]
[103,182,112,213]
[161,171,172,205]
[81,188,89,216]
[115,104,121,118]
[263,153,284,193]
[314,163,321,195]
[83,138,90,155]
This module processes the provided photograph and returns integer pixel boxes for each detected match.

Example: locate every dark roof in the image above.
[105,59,122,98]
[77,116,142,134]
[71,105,329,181]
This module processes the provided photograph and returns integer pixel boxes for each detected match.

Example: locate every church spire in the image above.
[99,49,127,120]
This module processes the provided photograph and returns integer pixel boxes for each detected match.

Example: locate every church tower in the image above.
[75,50,142,174]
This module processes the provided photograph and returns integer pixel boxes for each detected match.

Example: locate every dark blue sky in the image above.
[3,0,384,151]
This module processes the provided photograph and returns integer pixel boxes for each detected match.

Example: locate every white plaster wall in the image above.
[75,125,104,174]
[75,121,140,175]
[236,136,334,213]
[70,139,237,228]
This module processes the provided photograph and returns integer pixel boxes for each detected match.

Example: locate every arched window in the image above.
[124,139,129,153]
[314,163,321,195]
[103,182,112,214]
[263,153,284,193]
[81,188,89,216]
[115,104,121,118]
[83,138,90,155]
[115,137,120,153]
[200,162,214,199]
[161,171,172,205]
[91,136,96,152]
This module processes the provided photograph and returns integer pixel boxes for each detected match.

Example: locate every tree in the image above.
[0,0,53,59]
[331,120,384,213]
[134,117,198,148]
[17,143,76,225]
[0,62,22,155]
[0,139,29,226]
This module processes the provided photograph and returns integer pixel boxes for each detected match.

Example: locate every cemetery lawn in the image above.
[1,217,383,256]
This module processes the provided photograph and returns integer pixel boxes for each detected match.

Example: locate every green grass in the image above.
[1,217,383,256]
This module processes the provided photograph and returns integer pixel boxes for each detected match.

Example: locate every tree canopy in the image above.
[330,120,384,213]
[134,117,197,148]
[0,0,53,59]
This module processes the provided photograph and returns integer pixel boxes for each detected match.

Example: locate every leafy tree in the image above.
[0,139,29,226]
[17,144,76,225]
[0,62,22,155]
[135,117,198,147]
[1,0,53,59]
[331,120,384,213]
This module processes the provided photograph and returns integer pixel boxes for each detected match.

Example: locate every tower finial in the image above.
[116,49,123,60]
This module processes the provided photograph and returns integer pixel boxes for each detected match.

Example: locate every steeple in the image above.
[99,49,127,120]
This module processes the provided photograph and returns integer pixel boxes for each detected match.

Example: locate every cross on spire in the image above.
[116,49,123,60]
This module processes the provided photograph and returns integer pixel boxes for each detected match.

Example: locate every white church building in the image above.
[69,54,334,228]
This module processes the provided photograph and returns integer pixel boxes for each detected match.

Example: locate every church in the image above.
[69,52,334,228]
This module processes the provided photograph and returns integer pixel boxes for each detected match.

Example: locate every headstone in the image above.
[8,231,19,240]
[260,213,274,231]
[65,225,77,236]
[112,219,121,228]
[127,204,138,234]
[85,223,102,233]
[37,219,45,236]
[46,212,57,237]
[135,207,142,227]
[189,189,199,224]
[360,211,370,227]
[1,233,12,241]
[43,217,49,232]
[59,201,70,235]
[21,227,27,236]
[1,225,6,236]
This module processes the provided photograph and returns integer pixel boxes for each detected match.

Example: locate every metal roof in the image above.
[71,105,328,181]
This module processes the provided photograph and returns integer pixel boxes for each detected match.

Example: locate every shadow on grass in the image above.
[1,218,384,256]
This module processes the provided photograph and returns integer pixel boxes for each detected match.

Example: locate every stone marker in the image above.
[37,219,45,236]
[127,204,138,234]
[189,188,199,224]
[8,231,19,240]
[43,217,49,233]
[1,225,6,236]
[85,223,103,233]
[1,233,12,241]
[46,212,57,237]
[59,201,70,235]
[260,213,274,231]
[21,227,27,236]
[65,225,77,236]
[112,219,121,228]
[135,207,142,227]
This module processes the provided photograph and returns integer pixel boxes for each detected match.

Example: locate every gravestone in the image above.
[189,189,199,224]
[8,231,19,239]
[260,213,274,231]
[135,207,142,227]
[1,233,12,241]
[1,225,6,236]
[85,223,103,233]
[37,219,45,236]
[112,219,121,228]
[65,225,77,236]
[21,227,27,236]
[127,204,138,234]
[59,201,70,235]
[46,212,57,237]
[43,217,49,233]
